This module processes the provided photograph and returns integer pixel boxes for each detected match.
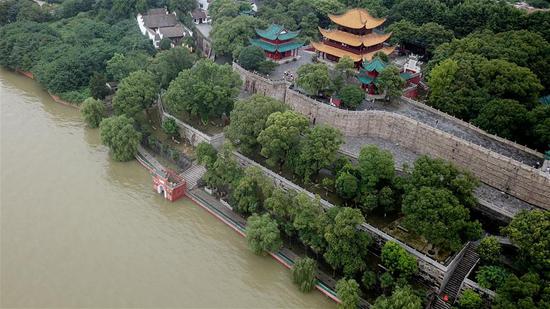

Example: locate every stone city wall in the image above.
[233,63,550,210]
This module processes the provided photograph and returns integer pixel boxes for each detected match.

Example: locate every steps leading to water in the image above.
[180,162,206,190]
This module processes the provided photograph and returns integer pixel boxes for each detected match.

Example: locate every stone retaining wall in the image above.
[233,63,550,210]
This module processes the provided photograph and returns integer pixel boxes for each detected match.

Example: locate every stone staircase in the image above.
[430,242,479,309]
[180,162,206,190]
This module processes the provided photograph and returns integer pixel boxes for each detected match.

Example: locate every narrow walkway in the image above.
[358,98,541,166]
[180,162,206,190]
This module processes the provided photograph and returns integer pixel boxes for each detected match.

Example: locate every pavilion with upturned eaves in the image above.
[312,8,395,66]
[250,24,304,61]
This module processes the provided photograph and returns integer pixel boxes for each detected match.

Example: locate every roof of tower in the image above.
[319,28,392,47]
[328,8,386,29]
[256,24,300,41]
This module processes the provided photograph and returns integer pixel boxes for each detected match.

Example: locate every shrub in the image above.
[475,265,510,290]
[458,289,482,309]
[477,236,501,264]
[291,257,317,293]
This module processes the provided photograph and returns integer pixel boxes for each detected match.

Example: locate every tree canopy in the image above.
[225,95,288,155]
[246,213,283,255]
[296,63,332,96]
[113,70,159,117]
[99,115,142,162]
[336,279,361,309]
[148,47,196,89]
[81,97,106,128]
[381,241,418,280]
[211,15,263,59]
[291,257,317,293]
[371,285,422,309]
[163,60,242,123]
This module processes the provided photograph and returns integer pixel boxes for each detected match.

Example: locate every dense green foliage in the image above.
[162,118,179,137]
[164,60,242,123]
[113,70,159,117]
[339,85,364,110]
[291,257,317,293]
[476,236,502,264]
[0,7,154,102]
[203,144,243,192]
[232,167,273,215]
[81,97,106,128]
[238,45,267,71]
[225,95,288,155]
[371,285,422,309]
[381,241,418,280]
[475,265,510,290]
[492,272,549,308]
[503,210,549,274]
[296,63,332,96]
[99,115,142,161]
[148,47,196,89]
[211,15,263,59]
[195,142,218,167]
[377,65,405,100]
[336,278,360,309]
[257,110,309,167]
[457,289,482,309]
[246,213,283,255]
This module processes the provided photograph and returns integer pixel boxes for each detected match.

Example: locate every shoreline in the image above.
[15,69,80,109]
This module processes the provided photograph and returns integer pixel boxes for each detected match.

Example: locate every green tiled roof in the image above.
[250,38,304,52]
[539,95,550,105]
[357,75,378,84]
[400,72,413,80]
[361,57,387,73]
[255,24,300,41]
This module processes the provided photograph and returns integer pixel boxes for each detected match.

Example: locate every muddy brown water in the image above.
[0,68,333,308]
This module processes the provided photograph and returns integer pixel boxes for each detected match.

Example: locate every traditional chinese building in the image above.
[312,8,395,66]
[357,56,422,96]
[250,24,304,61]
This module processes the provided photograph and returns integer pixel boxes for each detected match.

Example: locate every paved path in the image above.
[358,98,541,167]
[341,137,535,217]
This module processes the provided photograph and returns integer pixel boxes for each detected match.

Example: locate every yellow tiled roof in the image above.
[328,8,386,29]
[318,28,392,47]
[311,42,396,62]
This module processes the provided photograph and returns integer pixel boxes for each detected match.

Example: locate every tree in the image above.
[296,63,332,96]
[168,0,197,15]
[264,188,296,236]
[388,20,454,55]
[405,155,479,209]
[195,142,217,167]
[381,241,418,280]
[203,144,244,192]
[339,85,364,110]
[358,145,395,189]
[292,257,317,293]
[238,45,266,71]
[324,207,372,276]
[159,37,172,50]
[379,272,394,291]
[257,110,309,167]
[148,47,196,89]
[371,285,422,309]
[113,70,159,117]
[529,105,550,151]
[476,236,502,264]
[390,0,447,25]
[377,65,405,100]
[292,193,327,253]
[232,167,273,215]
[211,15,262,59]
[503,210,549,273]
[475,266,510,290]
[162,118,179,137]
[457,289,482,309]
[362,270,377,290]
[246,213,283,255]
[333,56,355,91]
[106,53,148,81]
[493,272,545,308]
[99,115,142,162]
[293,125,343,182]
[209,0,251,22]
[164,60,242,123]
[402,186,482,251]
[335,169,359,201]
[225,95,287,155]
[81,97,106,128]
[473,99,529,142]
[89,72,109,100]
[336,279,360,309]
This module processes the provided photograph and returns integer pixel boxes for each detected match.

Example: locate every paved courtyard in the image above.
[268,48,315,80]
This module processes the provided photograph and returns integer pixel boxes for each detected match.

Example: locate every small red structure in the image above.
[152,169,186,201]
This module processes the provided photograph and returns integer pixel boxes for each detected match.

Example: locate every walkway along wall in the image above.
[233,63,550,210]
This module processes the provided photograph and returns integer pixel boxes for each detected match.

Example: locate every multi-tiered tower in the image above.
[250,24,304,61]
[312,8,395,66]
